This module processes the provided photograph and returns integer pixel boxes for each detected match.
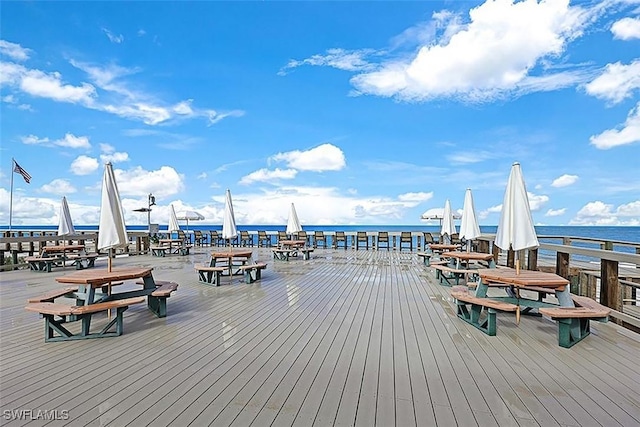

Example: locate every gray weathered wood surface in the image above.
[1,248,639,426]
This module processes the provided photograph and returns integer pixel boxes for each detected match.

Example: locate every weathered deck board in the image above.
[1,247,639,427]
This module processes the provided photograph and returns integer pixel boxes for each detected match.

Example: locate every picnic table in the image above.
[209,250,253,276]
[25,267,177,341]
[273,240,314,261]
[27,244,97,272]
[441,251,496,269]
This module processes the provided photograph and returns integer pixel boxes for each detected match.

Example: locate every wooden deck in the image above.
[1,248,640,426]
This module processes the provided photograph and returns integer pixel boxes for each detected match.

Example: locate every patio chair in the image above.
[209,230,224,247]
[177,229,190,245]
[239,231,253,247]
[356,231,368,250]
[193,230,206,246]
[377,231,390,250]
[400,232,413,251]
[423,232,435,250]
[277,230,288,246]
[257,231,272,247]
[297,230,308,245]
[314,231,327,248]
[334,231,347,250]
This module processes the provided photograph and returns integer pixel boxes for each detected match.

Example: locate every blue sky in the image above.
[1,0,639,228]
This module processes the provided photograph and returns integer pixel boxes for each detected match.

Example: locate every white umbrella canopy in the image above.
[98,163,128,256]
[177,210,204,231]
[420,207,462,224]
[459,188,481,251]
[168,204,180,235]
[495,162,539,270]
[57,196,75,237]
[286,203,303,236]
[440,199,457,243]
[222,189,238,245]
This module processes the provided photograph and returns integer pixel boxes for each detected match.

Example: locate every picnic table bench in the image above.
[195,265,227,286]
[25,297,146,342]
[25,256,63,273]
[451,290,518,336]
[539,294,610,348]
[432,264,478,286]
[151,245,192,257]
[238,262,268,283]
[273,247,314,261]
[66,252,99,269]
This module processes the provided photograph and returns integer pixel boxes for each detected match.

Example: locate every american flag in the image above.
[13,160,31,184]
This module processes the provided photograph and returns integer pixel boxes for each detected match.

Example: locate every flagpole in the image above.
[9,158,15,231]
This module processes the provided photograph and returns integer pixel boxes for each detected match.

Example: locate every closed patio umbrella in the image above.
[286,203,302,237]
[98,163,128,317]
[495,162,539,271]
[168,204,180,237]
[222,189,238,248]
[58,196,75,237]
[98,163,128,270]
[440,199,456,244]
[459,189,481,252]
[57,196,76,268]
[494,162,539,323]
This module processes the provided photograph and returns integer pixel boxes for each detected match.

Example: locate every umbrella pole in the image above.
[108,249,113,320]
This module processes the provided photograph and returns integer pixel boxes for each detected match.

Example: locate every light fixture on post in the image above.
[148,193,156,234]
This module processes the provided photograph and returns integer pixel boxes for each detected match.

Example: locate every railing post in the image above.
[600,259,621,312]
[556,251,570,279]
[528,248,538,271]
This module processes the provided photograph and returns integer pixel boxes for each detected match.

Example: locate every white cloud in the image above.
[590,102,640,149]
[100,151,129,163]
[197,172,207,179]
[40,179,77,195]
[1,61,97,104]
[349,0,593,102]
[446,150,496,164]
[239,168,298,185]
[584,60,640,104]
[545,208,566,217]
[569,200,640,225]
[0,40,31,61]
[271,143,346,172]
[551,174,578,187]
[70,155,99,175]
[611,17,640,40]
[397,192,433,204]
[21,133,91,149]
[1,55,243,127]
[279,48,377,75]
[114,166,185,198]
[102,28,124,44]
[55,133,91,149]
[21,134,50,145]
[617,200,640,216]
[525,192,549,211]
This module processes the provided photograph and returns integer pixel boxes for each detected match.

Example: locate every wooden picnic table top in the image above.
[210,250,253,258]
[42,244,85,253]
[55,267,154,288]
[279,240,306,247]
[477,268,569,288]
[159,238,184,244]
[429,243,460,251]
[441,251,494,261]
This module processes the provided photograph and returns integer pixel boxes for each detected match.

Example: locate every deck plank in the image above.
[0,248,639,427]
